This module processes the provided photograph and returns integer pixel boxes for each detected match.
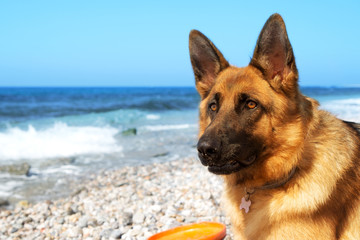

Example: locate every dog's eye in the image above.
[209,103,217,112]
[246,100,257,109]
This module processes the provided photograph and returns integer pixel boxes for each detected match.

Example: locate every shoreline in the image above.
[0,157,233,239]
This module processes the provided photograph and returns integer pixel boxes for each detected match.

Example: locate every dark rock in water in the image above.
[40,157,76,168]
[121,128,137,136]
[0,199,9,207]
[0,162,31,176]
[56,157,76,165]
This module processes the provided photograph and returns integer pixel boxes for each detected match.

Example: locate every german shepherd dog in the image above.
[189,14,360,239]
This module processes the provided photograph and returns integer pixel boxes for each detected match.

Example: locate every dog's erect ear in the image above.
[250,14,298,92]
[189,30,229,99]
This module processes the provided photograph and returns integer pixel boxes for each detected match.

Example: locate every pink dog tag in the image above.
[240,197,251,213]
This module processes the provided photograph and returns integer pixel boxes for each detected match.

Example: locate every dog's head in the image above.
[189,14,314,178]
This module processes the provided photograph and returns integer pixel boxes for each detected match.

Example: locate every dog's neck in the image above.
[239,167,297,213]
[244,167,297,201]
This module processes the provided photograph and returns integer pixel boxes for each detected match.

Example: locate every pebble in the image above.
[100,228,112,238]
[110,229,123,239]
[121,212,133,226]
[132,211,145,224]
[57,217,65,224]
[9,227,19,234]
[78,215,89,228]
[150,204,162,213]
[67,226,82,238]
[0,157,234,239]
[88,217,97,227]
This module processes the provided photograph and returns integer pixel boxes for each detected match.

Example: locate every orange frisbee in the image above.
[148,222,226,240]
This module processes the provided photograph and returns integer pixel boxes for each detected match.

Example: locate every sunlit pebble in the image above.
[0,157,234,239]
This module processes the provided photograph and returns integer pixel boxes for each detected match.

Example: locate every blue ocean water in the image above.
[0,86,360,203]
[0,87,200,160]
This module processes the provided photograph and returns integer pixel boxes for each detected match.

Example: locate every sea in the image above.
[1,87,360,204]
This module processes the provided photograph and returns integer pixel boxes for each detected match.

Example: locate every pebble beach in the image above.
[0,157,233,240]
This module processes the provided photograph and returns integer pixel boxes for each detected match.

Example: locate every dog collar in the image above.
[240,167,297,213]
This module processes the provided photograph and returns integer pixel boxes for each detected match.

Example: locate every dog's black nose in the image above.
[197,138,220,165]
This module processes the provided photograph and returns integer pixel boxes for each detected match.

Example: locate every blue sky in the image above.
[0,1,359,87]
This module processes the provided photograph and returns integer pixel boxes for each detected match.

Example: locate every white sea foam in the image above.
[146,114,160,120]
[321,98,360,122]
[42,165,82,175]
[143,124,196,131]
[0,180,22,197]
[0,122,122,161]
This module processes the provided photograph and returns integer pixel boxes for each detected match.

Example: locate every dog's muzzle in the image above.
[197,137,220,166]
[197,136,257,175]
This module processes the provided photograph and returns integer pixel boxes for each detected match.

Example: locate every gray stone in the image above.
[66,207,75,215]
[78,215,89,228]
[16,219,25,226]
[111,221,119,229]
[87,218,97,227]
[121,212,133,226]
[66,204,77,215]
[9,227,18,234]
[24,217,33,224]
[100,228,112,238]
[96,216,106,226]
[110,229,123,239]
[57,217,65,224]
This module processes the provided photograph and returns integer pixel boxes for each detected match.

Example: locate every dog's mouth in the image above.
[207,155,256,175]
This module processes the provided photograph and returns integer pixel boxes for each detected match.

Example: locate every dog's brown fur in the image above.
[189,13,360,239]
